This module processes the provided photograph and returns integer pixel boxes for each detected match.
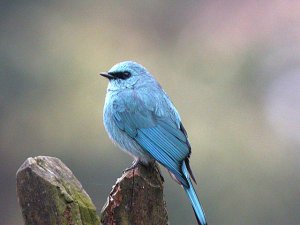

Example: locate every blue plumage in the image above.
[183,161,207,225]
[101,61,207,225]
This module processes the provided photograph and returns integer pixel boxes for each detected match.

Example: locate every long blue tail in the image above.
[182,161,207,225]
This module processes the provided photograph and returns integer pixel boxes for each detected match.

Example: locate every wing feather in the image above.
[137,129,187,186]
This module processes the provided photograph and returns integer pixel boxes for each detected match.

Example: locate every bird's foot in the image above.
[153,163,164,182]
[123,159,141,173]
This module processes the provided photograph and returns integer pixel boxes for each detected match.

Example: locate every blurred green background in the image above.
[1,1,300,224]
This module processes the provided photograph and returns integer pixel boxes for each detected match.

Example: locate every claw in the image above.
[123,159,141,173]
[154,164,165,182]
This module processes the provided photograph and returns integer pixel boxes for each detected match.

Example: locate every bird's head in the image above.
[100,61,153,90]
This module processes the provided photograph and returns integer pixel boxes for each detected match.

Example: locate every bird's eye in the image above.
[119,71,131,79]
[123,71,131,77]
[108,71,131,80]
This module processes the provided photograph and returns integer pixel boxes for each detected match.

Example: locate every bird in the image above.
[100,61,207,225]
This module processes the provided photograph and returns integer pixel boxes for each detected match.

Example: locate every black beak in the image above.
[99,72,115,79]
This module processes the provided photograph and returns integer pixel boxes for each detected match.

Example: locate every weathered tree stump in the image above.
[16,156,169,225]
[100,163,169,225]
[16,156,100,225]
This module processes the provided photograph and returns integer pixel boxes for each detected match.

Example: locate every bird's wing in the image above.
[112,91,191,186]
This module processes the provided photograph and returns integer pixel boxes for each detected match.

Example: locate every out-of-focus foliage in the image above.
[1,1,300,224]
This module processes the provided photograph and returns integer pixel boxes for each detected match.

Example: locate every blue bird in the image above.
[100,61,207,225]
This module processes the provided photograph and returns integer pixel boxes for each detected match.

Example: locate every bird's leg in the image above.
[147,161,165,182]
[154,163,165,182]
[123,159,141,173]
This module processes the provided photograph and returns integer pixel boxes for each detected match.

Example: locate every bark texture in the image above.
[16,156,169,225]
[100,163,169,225]
[16,156,100,225]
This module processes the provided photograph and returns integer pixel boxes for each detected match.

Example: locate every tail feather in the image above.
[182,161,207,225]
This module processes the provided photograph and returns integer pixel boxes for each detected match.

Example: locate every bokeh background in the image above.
[1,1,300,224]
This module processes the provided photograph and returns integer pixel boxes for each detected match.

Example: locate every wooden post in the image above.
[16,156,100,225]
[16,156,169,225]
[100,163,169,225]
